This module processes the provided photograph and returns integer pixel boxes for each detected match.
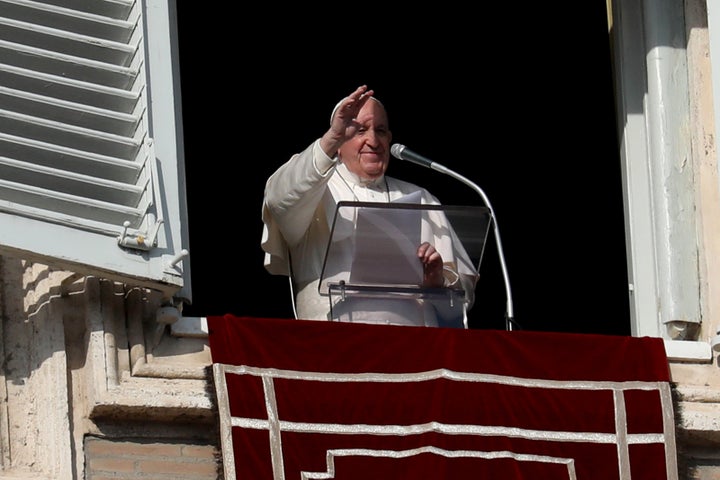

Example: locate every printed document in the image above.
[349,192,424,286]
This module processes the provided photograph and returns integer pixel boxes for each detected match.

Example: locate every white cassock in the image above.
[262,139,478,327]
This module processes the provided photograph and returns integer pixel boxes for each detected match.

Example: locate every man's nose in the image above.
[365,129,380,146]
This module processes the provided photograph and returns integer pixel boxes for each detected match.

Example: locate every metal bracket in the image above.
[117,219,164,251]
[163,249,189,275]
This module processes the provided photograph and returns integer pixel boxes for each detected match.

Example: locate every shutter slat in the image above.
[0,62,139,111]
[0,179,146,227]
[1,109,142,158]
[0,41,138,89]
[38,0,135,21]
[0,86,139,136]
[0,17,136,65]
[0,156,145,206]
[0,0,137,42]
[0,133,141,182]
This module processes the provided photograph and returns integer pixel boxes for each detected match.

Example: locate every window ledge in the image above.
[169,320,716,365]
[171,316,209,338]
[664,339,713,363]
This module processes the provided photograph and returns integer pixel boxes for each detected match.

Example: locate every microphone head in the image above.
[390,143,405,160]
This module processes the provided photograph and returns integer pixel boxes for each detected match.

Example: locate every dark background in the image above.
[176,5,630,335]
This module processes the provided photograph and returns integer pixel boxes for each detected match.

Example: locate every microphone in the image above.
[390,143,517,331]
[390,143,436,169]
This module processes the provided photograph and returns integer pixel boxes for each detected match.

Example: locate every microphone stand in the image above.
[427,163,516,331]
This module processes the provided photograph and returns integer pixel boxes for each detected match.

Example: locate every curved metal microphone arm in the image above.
[427,163,516,331]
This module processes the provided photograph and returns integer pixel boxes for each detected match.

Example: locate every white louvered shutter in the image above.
[0,0,191,301]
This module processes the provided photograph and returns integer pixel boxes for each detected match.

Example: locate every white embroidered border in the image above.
[214,364,678,480]
[302,447,577,480]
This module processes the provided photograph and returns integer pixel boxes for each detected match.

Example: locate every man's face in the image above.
[338,99,392,180]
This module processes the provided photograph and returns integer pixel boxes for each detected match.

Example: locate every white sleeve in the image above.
[262,140,338,274]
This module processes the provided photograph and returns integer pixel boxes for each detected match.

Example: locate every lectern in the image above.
[319,200,491,328]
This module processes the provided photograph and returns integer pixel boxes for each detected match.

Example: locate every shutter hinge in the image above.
[117,219,163,251]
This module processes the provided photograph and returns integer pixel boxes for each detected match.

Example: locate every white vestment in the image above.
[262,140,477,326]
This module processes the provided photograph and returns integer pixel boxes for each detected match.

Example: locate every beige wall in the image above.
[0,256,215,478]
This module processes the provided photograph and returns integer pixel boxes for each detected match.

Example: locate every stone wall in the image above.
[0,255,217,479]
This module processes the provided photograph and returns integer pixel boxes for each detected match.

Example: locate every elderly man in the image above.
[261,85,477,326]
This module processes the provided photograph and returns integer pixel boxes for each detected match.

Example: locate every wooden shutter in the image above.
[0,0,191,301]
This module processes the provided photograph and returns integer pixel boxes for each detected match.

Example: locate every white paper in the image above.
[349,193,424,286]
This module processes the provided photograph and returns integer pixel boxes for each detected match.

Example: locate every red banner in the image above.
[208,315,677,480]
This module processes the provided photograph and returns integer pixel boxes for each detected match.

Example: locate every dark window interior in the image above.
[177,5,630,335]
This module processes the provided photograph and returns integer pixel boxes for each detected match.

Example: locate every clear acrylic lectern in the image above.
[319,200,492,328]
